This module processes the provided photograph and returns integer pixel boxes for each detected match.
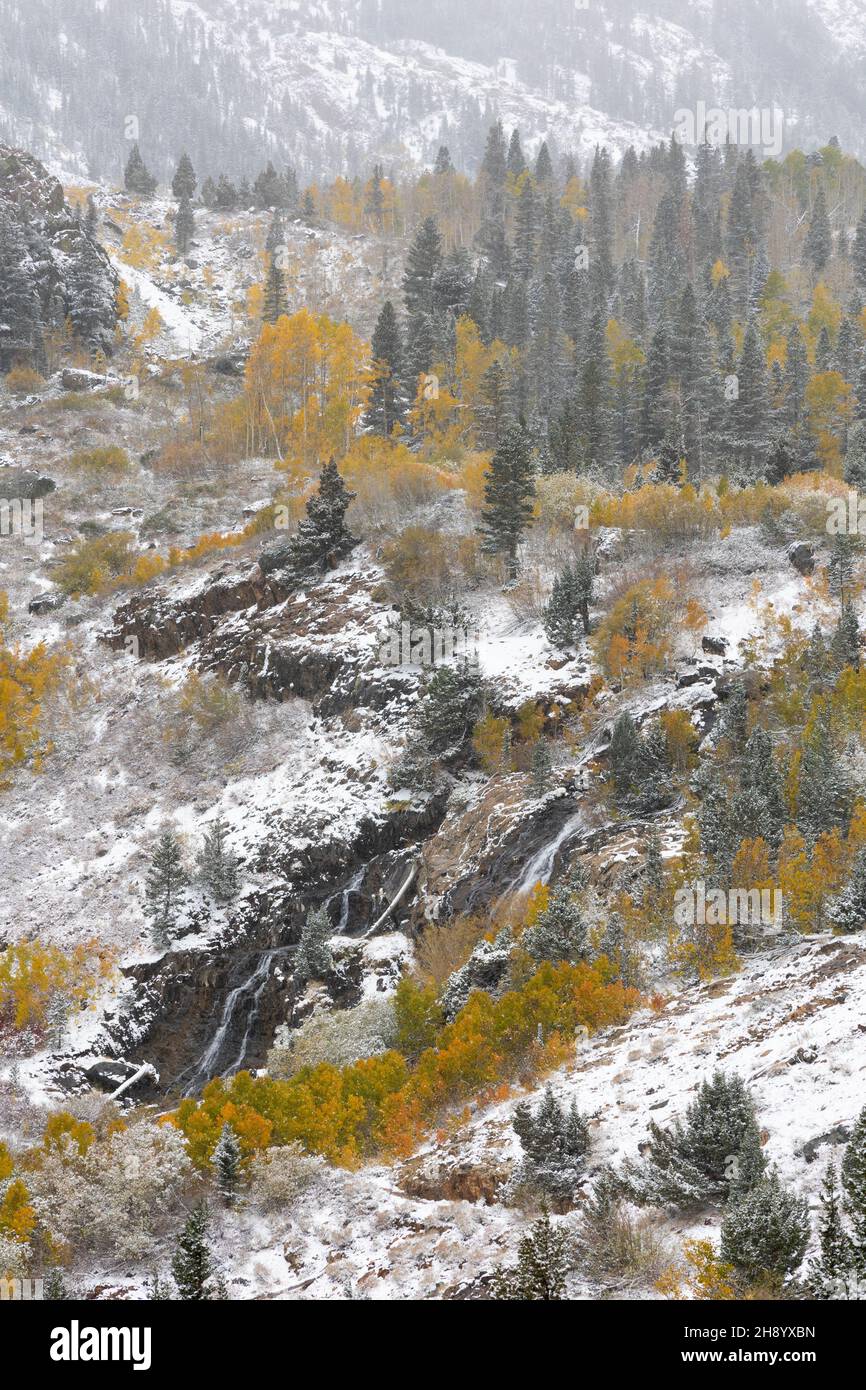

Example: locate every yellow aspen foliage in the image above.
[660,708,699,773]
[0,1142,12,1183]
[593,576,676,682]
[119,223,167,271]
[41,1112,97,1158]
[115,280,131,321]
[806,282,842,352]
[731,837,773,890]
[135,306,164,349]
[0,940,116,1032]
[244,307,370,465]
[805,371,854,474]
[0,1179,37,1243]
[657,1239,738,1300]
[0,594,69,784]
[778,825,847,932]
[472,712,510,772]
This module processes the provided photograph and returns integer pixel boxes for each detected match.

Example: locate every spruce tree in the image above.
[262,255,287,323]
[172,1201,213,1300]
[831,600,860,671]
[841,1102,866,1275]
[492,1207,570,1300]
[197,817,239,905]
[418,660,485,754]
[477,422,536,580]
[522,869,588,966]
[368,300,404,436]
[212,1122,242,1205]
[171,153,197,202]
[511,1086,590,1205]
[287,458,357,573]
[624,1070,767,1209]
[174,195,195,255]
[828,850,866,932]
[530,739,553,796]
[144,829,188,948]
[402,216,442,317]
[810,1160,854,1298]
[853,209,866,292]
[0,210,44,370]
[66,236,114,355]
[720,1170,810,1285]
[295,905,333,983]
[804,186,832,275]
[124,143,157,196]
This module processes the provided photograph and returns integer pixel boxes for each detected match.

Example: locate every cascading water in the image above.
[177,950,277,1096]
[503,809,585,898]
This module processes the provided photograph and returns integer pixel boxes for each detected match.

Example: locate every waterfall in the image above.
[337,865,366,932]
[504,809,585,899]
[179,950,276,1096]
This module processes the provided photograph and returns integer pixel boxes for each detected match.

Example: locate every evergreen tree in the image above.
[853,209,866,292]
[368,300,404,436]
[477,422,536,580]
[534,140,553,185]
[433,146,454,175]
[124,143,157,196]
[403,216,442,317]
[530,739,553,796]
[418,660,485,754]
[43,1267,68,1300]
[522,869,588,965]
[66,236,114,355]
[810,1160,854,1298]
[144,829,188,948]
[45,991,69,1050]
[831,600,860,671]
[841,1102,866,1275]
[796,705,853,840]
[200,176,218,209]
[174,195,195,255]
[721,1170,810,1285]
[624,1070,767,1209]
[401,309,436,403]
[492,1207,570,1300]
[0,210,44,369]
[731,320,770,477]
[172,1202,213,1300]
[197,817,239,905]
[506,128,526,178]
[827,849,866,932]
[295,905,333,983]
[171,153,197,202]
[804,186,832,274]
[511,1086,590,1205]
[212,1122,241,1205]
[262,255,287,323]
[844,421,866,488]
[287,458,357,573]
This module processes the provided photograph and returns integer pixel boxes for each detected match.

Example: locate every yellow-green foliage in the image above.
[0,938,117,1032]
[168,959,640,1167]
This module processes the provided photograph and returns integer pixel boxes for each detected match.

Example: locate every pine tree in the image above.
[530,739,553,796]
[174,195,195,255]
[624,1070,767,1209]
[295,905,333,983]
[511,1086,590,1205]
[804,186,832,275]
[543,567,578,649]
[827,849,866,932]
[368,300,404,436]
[477,422,536,580]
[262,256,287,323]
[212,1122,241,1205]
[67,236,116,354]
[418,660,485,754]
[403,216,442,317]
[172,1202,213,1300]
[853,210,866,292]
[731,320,770,477]
[522,869,588,965]
[287,458,357,573]
[44,1268,68,1300]
[171,153,197,202]
[841,1102,866,1275]
[721,1169,810,1285]
[828,534,856,606]
[831,600,860,671]
[506,128,526,178]
[124,144,157,196]
[144,829,188,948]
[197,817,239,905]
[0,210,44,369]
[810,1160,854,1298]
[492,1207,570,1300]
